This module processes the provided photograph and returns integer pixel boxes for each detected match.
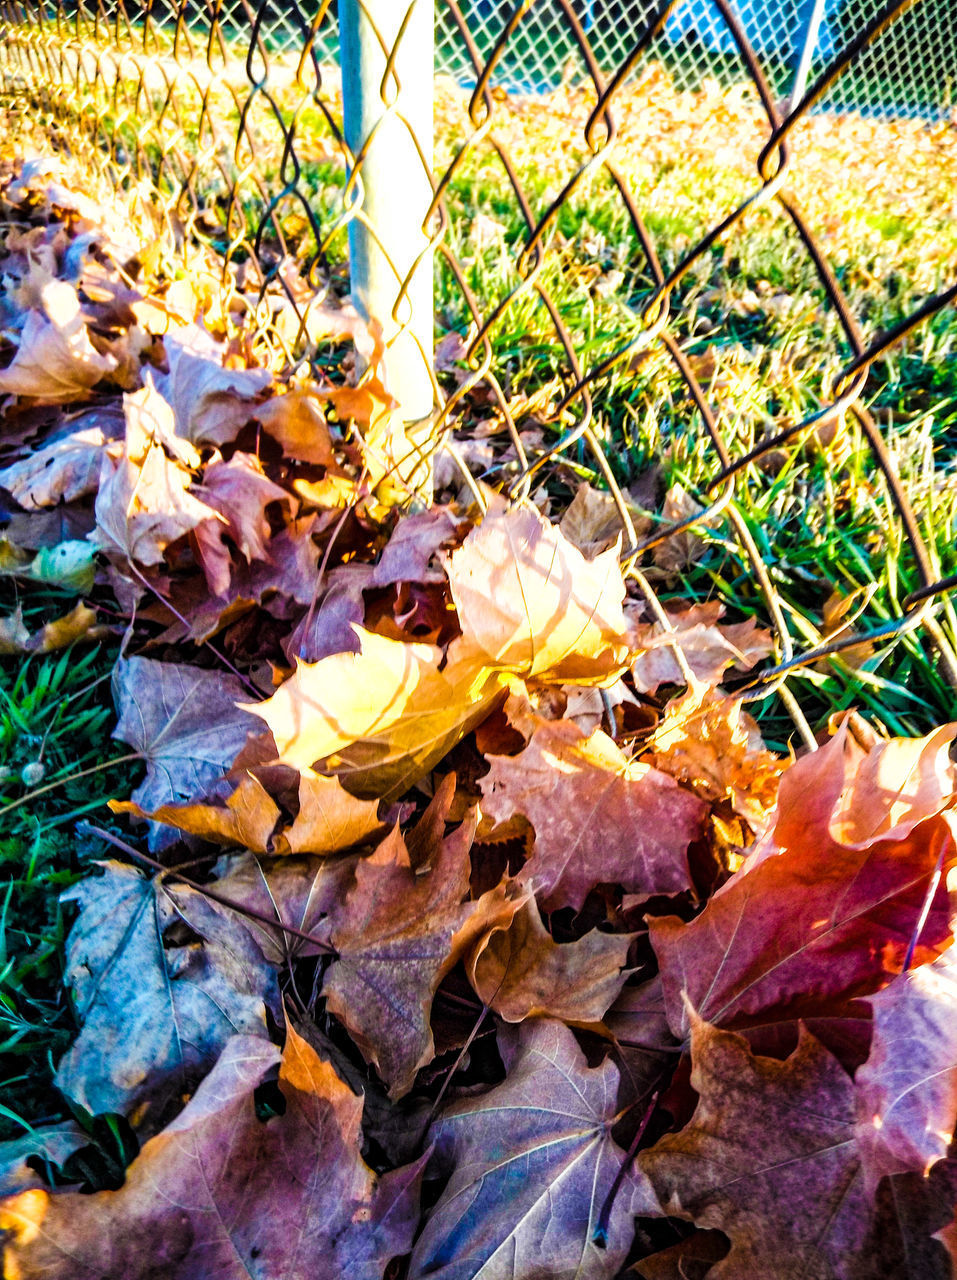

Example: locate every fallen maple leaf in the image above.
[649,727,956,1040]
[0,280,117,402]
[110,771,283,852]
[252,387,337,466]
[641,1013,869,1279]
[278,769,385,854]
[4,1028,422,1279]
[245,626,506,801]
[111,656,262,845]
[156,324,271,447]
[559,479,650,557]
[480,717,706,911]
[409,1018,658,1279]
[54,862,276,1130]
[94,379,223,567]
[212,851,358,963]
[466,895,635,1023]
[192,451,294,595]
[321,778,515,1096]
[442,498,632,684]
[855,946,957,1194]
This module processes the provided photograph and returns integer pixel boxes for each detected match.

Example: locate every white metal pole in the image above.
[340,0,435,496]
[789,0,829,110]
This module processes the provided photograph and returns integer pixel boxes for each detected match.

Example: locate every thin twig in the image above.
[81,824,338,957]
[0,752,142,819]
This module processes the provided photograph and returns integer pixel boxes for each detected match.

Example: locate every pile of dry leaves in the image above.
[0,159,955,1280]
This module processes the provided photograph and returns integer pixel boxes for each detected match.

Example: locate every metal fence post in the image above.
[340,0,436,498]
[789,0,829,108]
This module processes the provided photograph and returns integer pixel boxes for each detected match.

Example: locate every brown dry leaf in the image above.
[466,895,634,1024]
[110,772,282,853]
[192,451,294,595]
[629,600,774,693]
[652,483,712,573]
[94,380,223,567]
[558,480,648,556]
[641,1013,869,1279]
[253,387,336,466]
[156,325,271,447]
[277,770,385,855]
[480,718,706,911]
[0,280,117,402]
[322,780,513,1097]
[371,505,464,587]
[244,626,506,801]
[211,852,358,963]
[443,498,632,684]
[645,678,784,828]
[3,1029,422,1279]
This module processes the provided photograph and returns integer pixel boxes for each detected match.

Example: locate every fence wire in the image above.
[0,0,956,747]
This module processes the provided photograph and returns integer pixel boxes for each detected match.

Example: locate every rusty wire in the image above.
[0,0,956,744]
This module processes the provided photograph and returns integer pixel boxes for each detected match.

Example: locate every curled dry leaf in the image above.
[94,379,223,567]
[442,498,631,684]
[481,718,706,911]
[156,324,271,447]
[409,1018,659,1280]
[467,895,635,1024]
[855,946,957,1195]
[645,678,783,829]
[629,600,773,693]
[0,419,121,510]
[252,387,336,467]
[4,1028,423,1280]
[110,771,283,853]
[192,451,294,595]
[54,862,275,1129]
[641,1013,868,1280]
[0,280,117,402]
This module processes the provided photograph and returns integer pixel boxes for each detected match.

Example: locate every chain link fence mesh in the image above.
[0,0,955,747]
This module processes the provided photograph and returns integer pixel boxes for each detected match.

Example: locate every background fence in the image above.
[0,0,956,749]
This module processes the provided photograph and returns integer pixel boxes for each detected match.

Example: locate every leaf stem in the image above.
[593,1088,659,1249]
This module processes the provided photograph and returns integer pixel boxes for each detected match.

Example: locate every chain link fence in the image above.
[0,0,956,747]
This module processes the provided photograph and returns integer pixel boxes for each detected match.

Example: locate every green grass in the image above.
[0,598,141,1141]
